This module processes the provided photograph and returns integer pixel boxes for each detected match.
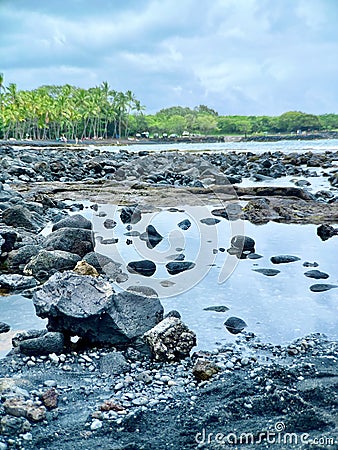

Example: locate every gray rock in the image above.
[2,205,45,231]
[309,284,338,292]
[44,227,94,257]
[120,205,142,224]
[204,306,229,313]
[228,235,255,259]
[192,359,220,381]
[12,329,48,348]
[0,274,38,292]
[127,285,158,298]
[177,219,191,230]
[0,228,17,253]
[166,261,195,275]
[127,260,156,277]
[317,224,338,241]
[0,322,10,334]
[304,270,329,280]
[0,415,31,436]
[33,272,164,346]
[252,268,280,277]
[6,245,41,273]
[200,218,221,225]
[52,214,92,231]
[270,255,301,264]
[224,316,247,334]
[231,235,255,252]
[19,332,64,356]
[99,352,130,375]
[103,218,117,229]
[144,316,196,361]
[83,252,119,273]
[24,250,81,280]
[212,204,242,221]
[139,225,163,248]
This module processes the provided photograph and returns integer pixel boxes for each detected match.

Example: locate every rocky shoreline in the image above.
[0,144,337,449]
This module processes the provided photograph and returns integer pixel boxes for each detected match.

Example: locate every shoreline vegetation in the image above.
[1,80,338,143]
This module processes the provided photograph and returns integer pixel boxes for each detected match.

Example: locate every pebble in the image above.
[90,419,103,431]
[0,443,7,450]
[114,382,124,391]
[43,380,57,388]
[49,353,60,364]
[132,397,149,406]
[27,360,36,367]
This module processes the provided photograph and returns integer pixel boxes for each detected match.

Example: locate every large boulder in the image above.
[52,214,92,232]
[33,272,164,346]
[43,227,94,257]
[144,316,196,361]
[6,244,41,273]
[24,250,81,281]
[2,205,45,231]
[0,274,38,292]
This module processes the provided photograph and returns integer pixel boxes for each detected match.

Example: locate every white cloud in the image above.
[1,0,338,114]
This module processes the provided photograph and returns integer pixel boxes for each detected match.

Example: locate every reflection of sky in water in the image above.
[0,295,47,358]
[1,205,337,357]
[92,205,338,350]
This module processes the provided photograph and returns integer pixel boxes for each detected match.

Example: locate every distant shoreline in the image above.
[1,131,338,148]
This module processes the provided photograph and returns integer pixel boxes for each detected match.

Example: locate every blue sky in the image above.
[1,0,338,115]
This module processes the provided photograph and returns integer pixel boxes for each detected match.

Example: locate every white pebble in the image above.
[90,419,103,431]
[49,353,59,364]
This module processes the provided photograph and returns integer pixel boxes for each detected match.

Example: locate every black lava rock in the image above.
[253,268,280,276]
[270,255,301,264]
[127,260,156,277]
[178,219,191,230]
[304,270,329,280]
[120,205,142,224]
[166,261,195,275]
[224,317,247,334]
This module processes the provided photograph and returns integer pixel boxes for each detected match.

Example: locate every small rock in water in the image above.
[270,255,301,264]
[247,253,263,260]
[228,235,255,259]
[178,219,191,230]
[204,306,229,313]
[139,225,163,249]
[200,218,221,226]
[127,260,156,277]
[310,284,338,292]
[252,268,280,277]
[0,322,10,334]
[120,205,141,224]
[303,261,319,268]
[304,270,329,280]
[103,218,117,229]
[224,317,247,334]
[317,224,338,241]
[166,261,195,275]
[212,203,242,221]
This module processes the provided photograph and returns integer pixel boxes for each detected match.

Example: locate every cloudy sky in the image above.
[1,0,338,115]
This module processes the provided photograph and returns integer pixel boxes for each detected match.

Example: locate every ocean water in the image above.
[1,139,337,357]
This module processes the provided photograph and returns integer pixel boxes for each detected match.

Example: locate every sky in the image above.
[1,0,338,115]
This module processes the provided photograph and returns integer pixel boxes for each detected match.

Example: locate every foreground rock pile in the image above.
[1,145,338,191]
[0,334,336,449]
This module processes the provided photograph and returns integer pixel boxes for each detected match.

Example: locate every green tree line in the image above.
[0,77,143,140]
[1,77,338,140]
